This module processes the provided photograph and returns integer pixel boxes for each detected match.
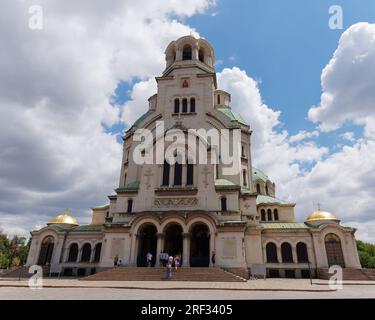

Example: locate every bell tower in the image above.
[163,35,215,76]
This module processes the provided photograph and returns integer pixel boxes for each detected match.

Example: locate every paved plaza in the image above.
[1,278,375,299]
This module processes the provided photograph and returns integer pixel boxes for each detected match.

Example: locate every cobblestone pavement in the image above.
[1,285,375,299]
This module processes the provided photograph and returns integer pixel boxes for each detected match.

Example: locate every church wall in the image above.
[244,230,264,266]
[261,231,316,267]
[215,231,247,268]
[101,231,131,267]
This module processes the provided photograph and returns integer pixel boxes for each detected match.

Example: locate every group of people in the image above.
[113,255,122,267]
[158,251,181,269]
[158,252,181,279]
[112,251,216,279]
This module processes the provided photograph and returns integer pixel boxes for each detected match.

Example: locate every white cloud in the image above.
[0,0,214,237]
[308,22,375,137]
[341,131,355,142]
[289,130,320,143]
[216,65,375,242]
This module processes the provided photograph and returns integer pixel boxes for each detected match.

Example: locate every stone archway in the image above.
[190,223,210,267]
[37,236,54,266]
[325,233,345,267]
[137,224,157,267]
[164,223,183,257]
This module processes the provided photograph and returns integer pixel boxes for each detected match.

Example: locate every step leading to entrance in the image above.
[82,267,245,282]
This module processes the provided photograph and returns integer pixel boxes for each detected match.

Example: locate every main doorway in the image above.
[137,224,157,267]
[164,224,183,258]
[325,233,345,267]
[190,223,210,267]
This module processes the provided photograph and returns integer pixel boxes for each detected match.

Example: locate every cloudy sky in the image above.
[1,0,375,242]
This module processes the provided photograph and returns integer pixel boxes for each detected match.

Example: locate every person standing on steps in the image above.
[165,255,173,279]
[159,251,164,267]
[146,252,153,267]
[211,251,216,267]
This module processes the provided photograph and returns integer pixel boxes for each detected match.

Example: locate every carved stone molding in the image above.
[153,197,198,208]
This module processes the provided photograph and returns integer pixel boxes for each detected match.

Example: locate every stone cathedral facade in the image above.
[26,35,361,278]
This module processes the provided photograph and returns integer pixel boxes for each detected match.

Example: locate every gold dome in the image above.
[306,208,339,222]
[47,209,79,226]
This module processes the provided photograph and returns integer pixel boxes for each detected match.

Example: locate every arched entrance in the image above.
[164,224,183,257]
[190,223,210,267]
[137,224,157,267]
[37,236,54,265]
[325,233,345,267]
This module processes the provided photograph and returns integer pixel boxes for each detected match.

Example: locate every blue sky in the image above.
[112,0,375,150]
[186,0,375,136]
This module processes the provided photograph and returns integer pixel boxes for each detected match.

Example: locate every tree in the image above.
[0,227,30,269]
[357,240,375,269]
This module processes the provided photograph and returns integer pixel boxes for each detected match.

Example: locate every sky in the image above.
[0,0,375,242]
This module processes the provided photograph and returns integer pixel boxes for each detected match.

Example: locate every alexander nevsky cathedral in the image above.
[26,36,361,278]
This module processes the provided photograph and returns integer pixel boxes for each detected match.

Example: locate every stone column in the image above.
[292,245,297,264]
[156,233,165,267]
[77,247,82,263]
[90,248,95,263]
[182,232,191,267]
[277,245,282,263]
[209,232,215,267]
[130,234,138,266]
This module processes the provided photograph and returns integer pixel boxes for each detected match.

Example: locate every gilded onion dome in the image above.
[306,207,339,223]
[47,209,79,226]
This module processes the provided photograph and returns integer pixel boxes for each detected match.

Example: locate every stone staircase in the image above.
[362,268,375,280]
[0,266,50,279]
[82,267,245,282]
[317,268,375,280]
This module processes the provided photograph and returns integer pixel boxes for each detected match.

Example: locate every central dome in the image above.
[47,209,78,226]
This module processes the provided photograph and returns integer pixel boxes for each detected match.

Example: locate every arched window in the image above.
[261,209,266,221]
[256,184,261,194]
[266,243,278,263]
[296,242,308,263]
[182,45,192,60]
[217,95,221,105]
[265,184,269,195]
[274,209,279,221]
[267,209,272,221]
[199,48,205,62]
[37,236,54,266]
[190,98,196,113]
[127,199,133,213]
[281,242,293,263]
[242,170,247,187]
[174,98,180,114]
[174,162,182,186]
[162,160,170,186]
[221,197,227,211]
[93,243,102,262]
[67,243,78,262]
[186,162,194,185]
[182,98,188,113]
[81,243,91,262]
[241,145,245,157]
[216,164,219,179]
